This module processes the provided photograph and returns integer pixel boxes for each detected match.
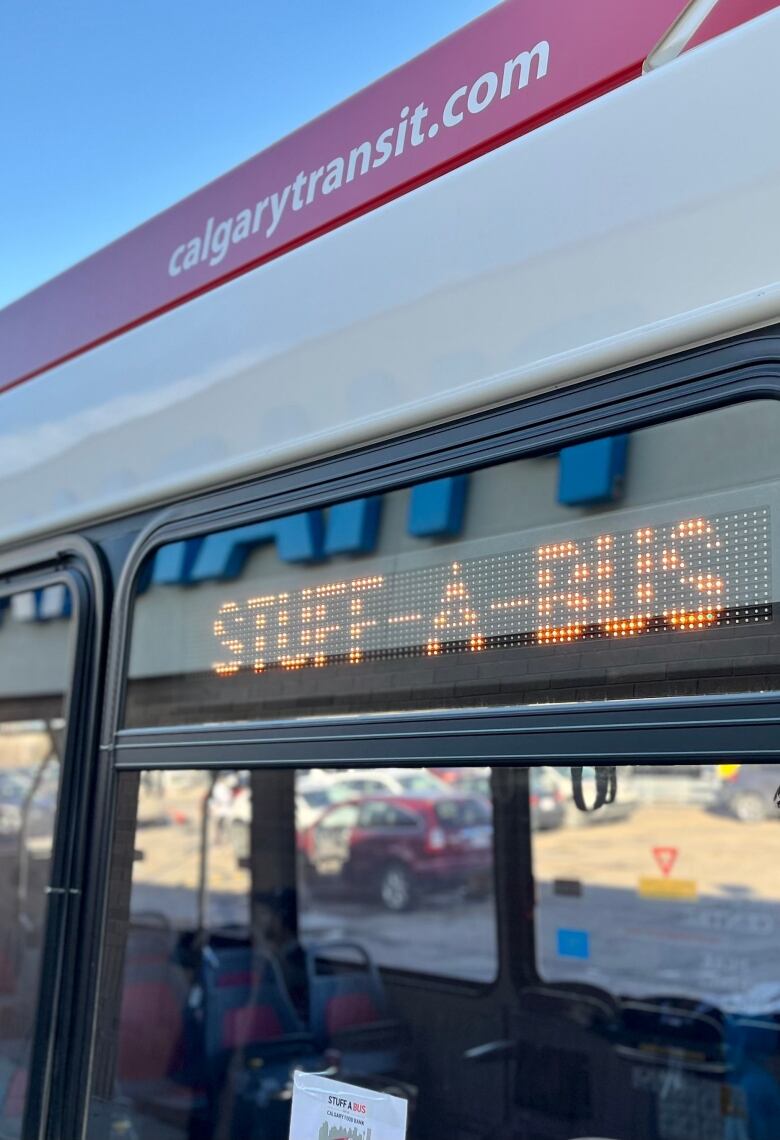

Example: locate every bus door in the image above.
[0,577,88,1140]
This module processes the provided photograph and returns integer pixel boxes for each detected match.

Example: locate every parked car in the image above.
[429,767,491,789]
[630,763,720,807]
[222,773,323,855]
[451,771,491,800]
[225,769,448,854]
[299,794,493,912]
[295,774,336,831]
[319,768,450,803]
[717,764,780,822]
[296,768,451,837]
[450,768,566,832]
[432,767,566,830]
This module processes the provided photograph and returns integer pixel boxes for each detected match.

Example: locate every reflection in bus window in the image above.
[0,590,71,1138]
[534,764,780,1012]
[89,762,780,1140]
[529,763,780,1140]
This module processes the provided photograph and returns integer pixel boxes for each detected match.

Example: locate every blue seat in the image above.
[199,944,313,1061]
[305,942,410,1079]
[198,944,320,1140]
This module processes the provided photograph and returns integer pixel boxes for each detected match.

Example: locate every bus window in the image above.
[125,399,780,729]
[88,761,780,1140]
[103,397,780,1137]
[533,763,780,1013]
[522,762,780,1140]
[0,588,71,1137]
[295,769,496,979]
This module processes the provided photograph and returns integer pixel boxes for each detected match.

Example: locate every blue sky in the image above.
[0,0,495,309]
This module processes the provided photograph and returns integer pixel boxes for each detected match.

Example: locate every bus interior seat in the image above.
[615,997,728,1069]
[465,985,628,1137]
[116,922,208,1122]
[195,942,320,1138]
[305,941,411,1079]
[516,984,620,1033]
[199,944,313,1060]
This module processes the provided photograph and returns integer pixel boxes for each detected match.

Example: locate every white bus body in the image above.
[1,9,779,545]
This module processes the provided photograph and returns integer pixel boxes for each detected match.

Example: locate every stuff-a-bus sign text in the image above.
[213,509,770,675]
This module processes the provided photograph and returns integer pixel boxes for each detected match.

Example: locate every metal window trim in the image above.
[109,692,780,768]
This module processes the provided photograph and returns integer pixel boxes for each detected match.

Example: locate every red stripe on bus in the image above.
[0,0,772,395]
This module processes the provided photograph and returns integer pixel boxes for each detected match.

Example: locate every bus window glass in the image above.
[125,400,780,727]
[88,761,780,1140]
[533,763,780,1013]
[0,587,71,1136]
[89,764,497,1138]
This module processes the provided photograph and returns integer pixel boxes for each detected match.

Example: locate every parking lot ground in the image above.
[533,803,780,901]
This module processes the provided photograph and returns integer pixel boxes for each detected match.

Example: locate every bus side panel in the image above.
[1,10,780,544]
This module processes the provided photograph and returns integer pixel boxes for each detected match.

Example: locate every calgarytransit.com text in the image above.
[167,39,550,276]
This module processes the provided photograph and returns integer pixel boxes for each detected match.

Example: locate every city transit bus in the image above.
[2,1,780,1137]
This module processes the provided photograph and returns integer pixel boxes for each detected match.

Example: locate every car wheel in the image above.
[732,792,767,823]
[379,863,415,912]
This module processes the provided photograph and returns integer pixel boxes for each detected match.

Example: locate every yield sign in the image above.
[652,846,678,878]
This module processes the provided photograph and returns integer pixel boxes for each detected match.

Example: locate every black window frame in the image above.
[82,325,780,1131]
[0,536,106,1140]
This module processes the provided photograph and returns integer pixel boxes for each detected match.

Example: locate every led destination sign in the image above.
[212,509,771,676]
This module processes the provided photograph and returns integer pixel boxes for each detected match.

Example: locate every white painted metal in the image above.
[1,9,779,546]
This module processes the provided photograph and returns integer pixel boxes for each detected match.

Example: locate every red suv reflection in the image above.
[299,795,493,912]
